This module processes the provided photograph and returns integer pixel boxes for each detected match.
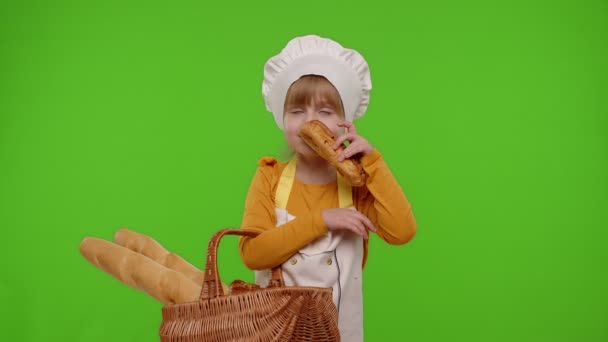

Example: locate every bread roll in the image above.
[298,120,367,186]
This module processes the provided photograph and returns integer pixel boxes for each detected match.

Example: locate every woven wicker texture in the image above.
[159,229,341,341]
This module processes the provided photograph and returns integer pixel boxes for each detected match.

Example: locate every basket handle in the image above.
[200,228,285,300]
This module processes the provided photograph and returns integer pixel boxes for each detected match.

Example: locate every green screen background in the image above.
[1,0,606,341]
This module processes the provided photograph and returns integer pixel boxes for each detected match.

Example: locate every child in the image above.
[239,35,416,341]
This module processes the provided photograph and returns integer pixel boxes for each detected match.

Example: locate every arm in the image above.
[238,161,329,270]
[356,149,417,245]
[333,121,416,245]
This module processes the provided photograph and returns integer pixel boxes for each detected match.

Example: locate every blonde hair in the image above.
[283,75,345,119]
[280,75,345,160]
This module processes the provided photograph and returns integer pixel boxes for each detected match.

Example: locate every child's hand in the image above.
[333,121,374,162]
[321,207,377,240]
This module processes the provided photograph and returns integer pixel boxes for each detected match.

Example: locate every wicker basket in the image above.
[159,228,340,341]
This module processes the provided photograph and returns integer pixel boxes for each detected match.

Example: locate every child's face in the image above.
[283,100,342,158]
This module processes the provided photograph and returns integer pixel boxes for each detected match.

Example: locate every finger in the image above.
[344,209,370,238]
[346,217,368,240]
[353,219,369,240]
[333,133,357,150]
[337,120,357,134]
[338,142,364,161]
[356,212,377,233]
[341,216,359,233]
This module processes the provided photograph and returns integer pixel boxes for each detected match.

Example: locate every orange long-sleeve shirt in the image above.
[238,149,416,270]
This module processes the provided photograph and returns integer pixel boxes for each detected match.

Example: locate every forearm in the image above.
[239,211,329,270]
[360,149,417,244]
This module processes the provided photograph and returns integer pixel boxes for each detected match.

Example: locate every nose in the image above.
[304,110,319,122]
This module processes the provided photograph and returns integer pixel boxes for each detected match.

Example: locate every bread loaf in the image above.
[79,229,230,305]
[114,228,205,285]
[298,120,367,186]
[79,237,201,305]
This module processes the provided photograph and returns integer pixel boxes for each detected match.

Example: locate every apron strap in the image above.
[276,158,353,209]
[275,159,296,209]
[337,173,353,208]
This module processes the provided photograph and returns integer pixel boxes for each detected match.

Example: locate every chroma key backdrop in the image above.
[1,0,606,341]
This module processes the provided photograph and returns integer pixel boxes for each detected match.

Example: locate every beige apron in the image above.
[255,158,365,341]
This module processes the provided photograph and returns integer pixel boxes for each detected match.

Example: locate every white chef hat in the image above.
[262,35,372,130]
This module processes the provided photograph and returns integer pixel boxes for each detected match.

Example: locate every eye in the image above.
[320,110,333,115]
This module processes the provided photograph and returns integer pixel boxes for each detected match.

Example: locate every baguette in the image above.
[113,228,205,285]
[298,120,368,186]
[79,237,201,305]
[79,229,230,305]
